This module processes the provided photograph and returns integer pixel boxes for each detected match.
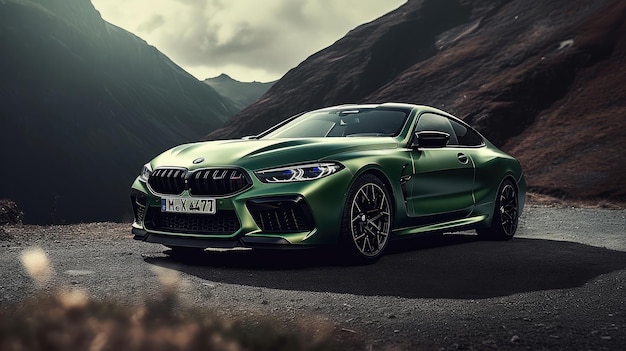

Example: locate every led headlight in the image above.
[139,163,152,182]
[255,162,344,183]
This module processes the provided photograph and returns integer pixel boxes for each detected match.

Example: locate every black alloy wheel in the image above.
[341,174,392,262]
[477,179,519,240]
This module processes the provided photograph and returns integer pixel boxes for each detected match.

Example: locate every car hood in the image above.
[151,138,399,171]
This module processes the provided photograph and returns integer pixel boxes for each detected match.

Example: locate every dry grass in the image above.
[0,248,359,351]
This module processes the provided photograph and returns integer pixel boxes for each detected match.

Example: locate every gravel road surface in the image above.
[1,205,625,350]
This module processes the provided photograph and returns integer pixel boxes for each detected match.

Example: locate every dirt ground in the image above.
[1,204,625,350]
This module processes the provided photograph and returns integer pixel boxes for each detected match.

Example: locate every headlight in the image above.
[139,163,152,182]
[255,162,344,183]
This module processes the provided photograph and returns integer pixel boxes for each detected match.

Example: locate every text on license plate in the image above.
[161,197,216,214]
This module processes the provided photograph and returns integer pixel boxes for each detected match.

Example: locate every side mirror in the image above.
[412,131,450,149]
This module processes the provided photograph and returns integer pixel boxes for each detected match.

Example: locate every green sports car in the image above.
[130,103,525,262]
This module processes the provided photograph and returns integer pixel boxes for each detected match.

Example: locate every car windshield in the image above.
[261,108,409,139]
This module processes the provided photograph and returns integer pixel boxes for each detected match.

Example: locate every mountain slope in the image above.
[0,0,239,224]
[204,74,275,111]
[209,0,626,203]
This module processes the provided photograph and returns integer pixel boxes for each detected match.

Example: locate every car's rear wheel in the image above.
[477,179,519,240]
[341,174,392,263]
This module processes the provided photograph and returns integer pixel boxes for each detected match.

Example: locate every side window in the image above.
[449,118,483,146]
[415,113,458,145]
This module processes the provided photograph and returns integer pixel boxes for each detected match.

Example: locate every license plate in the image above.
[161,197,216,214]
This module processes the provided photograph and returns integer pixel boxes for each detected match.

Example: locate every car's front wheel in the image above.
[341,174,392,263]
[477,179,519,240]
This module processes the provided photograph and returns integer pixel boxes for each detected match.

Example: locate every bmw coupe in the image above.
[130,103,525,262]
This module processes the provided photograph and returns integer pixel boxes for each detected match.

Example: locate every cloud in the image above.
[92,0,406,82]
[137,14,165,34]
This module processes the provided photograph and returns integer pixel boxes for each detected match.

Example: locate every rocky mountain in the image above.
[204,74,275,112]
[209,0,626,203]
[0,0,239,224]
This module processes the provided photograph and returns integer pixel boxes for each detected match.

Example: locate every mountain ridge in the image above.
[203,74,275,112]
[0,0,239,224]
[208,0,626,203]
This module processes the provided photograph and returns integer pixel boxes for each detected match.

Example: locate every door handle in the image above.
[457,153,469,164]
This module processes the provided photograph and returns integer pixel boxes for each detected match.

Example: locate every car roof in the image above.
[310,103,482,137]
[313,103,453,116]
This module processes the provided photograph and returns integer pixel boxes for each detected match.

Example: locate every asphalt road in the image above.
[1,205,625,350]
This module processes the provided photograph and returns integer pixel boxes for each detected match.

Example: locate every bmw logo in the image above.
[192,157,205,164]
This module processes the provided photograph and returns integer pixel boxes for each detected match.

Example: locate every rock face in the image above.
[0,0,238,224]
[209,0,626,203]
[0,199,23,225]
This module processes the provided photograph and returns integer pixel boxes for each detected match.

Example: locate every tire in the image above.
[340,174,392,262]
[477,179,519,241]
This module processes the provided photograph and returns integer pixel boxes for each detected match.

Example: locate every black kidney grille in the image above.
[145,207,240,235]
[148,168,251,196]
[148,168,187,195]
[188,169,251,196]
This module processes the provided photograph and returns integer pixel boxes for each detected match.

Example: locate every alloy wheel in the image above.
[349,182,391,257]
[498,183,518,236]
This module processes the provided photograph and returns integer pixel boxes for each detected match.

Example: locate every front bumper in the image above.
[132,227,306,250]
[130,168,353,249]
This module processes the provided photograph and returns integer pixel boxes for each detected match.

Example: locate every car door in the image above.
[406,113,475,220]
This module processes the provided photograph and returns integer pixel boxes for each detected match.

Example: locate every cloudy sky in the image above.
[91,0,406,82]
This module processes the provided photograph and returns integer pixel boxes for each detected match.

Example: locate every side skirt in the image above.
[392,214,487,237]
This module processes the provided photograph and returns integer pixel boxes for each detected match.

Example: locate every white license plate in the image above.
[161,197,216,214]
